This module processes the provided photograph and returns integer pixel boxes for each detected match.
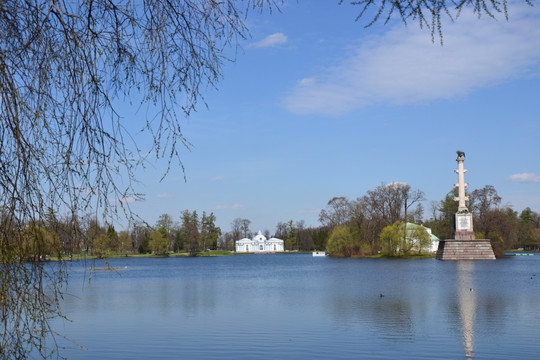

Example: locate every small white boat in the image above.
[312,251,327,257]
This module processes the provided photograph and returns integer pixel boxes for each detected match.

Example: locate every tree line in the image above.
[217,182,539,257]
[318,183,540,257]
[5,183,538,260]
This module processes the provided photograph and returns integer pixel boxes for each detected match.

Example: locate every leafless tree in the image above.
[231,217,252,239]
[318,196,353,229]
[469,185,502,219]
[275,221,289,239]
[356,182,425,252]
[230,218,244,242]
[240,218,252,238]
[359,182,424,224]
[0,1,273,357]
[346,0,529,44]
[295,220,315,250]
[219,231,236,251]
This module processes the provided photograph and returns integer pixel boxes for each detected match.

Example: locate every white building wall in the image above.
[235,239,284,253]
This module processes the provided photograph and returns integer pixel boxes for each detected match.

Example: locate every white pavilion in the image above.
[235,231,284,253]
[405,222,440,254]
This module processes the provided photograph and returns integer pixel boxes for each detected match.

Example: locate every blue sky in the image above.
[120,1,540,235]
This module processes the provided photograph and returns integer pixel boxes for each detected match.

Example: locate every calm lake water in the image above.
[43,254,540,359]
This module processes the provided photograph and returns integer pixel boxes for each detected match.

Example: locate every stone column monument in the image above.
[436,151,495,260]
[454,151,474,241]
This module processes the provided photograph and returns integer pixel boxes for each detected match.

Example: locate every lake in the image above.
[43,254,540,359]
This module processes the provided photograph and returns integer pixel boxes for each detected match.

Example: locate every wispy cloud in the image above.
[508,173,540,183]
[211,176,226,182]
[297,208,320,215]
[157,192,174,198]
[282,4,540,115]
[250,32,288,48]
[114,195,142,204]
[212,203,246,211]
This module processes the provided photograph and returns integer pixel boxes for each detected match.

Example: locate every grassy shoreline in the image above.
[49,249,533,262]
[50,250,235,261]
[51,250,432,261]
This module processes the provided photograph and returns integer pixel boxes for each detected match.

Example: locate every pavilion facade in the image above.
[235,231,284,253]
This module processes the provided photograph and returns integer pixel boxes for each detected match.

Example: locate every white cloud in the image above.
[211,176,226,182]
[282,4,540,115]
[298,77,316,86]
[212,203,245,210]
[157,192,174,198]
[250,32,288,48]
[508,173,540,183]
[115,195,142,204]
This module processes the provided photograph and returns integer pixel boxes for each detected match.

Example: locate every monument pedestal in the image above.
[436,239,495,260]
[455,231,475,240]
[436,212,495,260]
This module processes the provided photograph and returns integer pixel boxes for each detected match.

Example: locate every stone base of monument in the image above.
[455,231,475,240]
[436,239,496,260]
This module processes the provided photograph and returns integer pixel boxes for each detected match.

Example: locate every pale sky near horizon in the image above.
[119,1,540,236]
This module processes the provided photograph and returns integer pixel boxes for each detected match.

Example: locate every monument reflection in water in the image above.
[458,261,476,359]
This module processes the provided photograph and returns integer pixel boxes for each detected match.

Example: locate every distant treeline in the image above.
[2,184,539,259]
